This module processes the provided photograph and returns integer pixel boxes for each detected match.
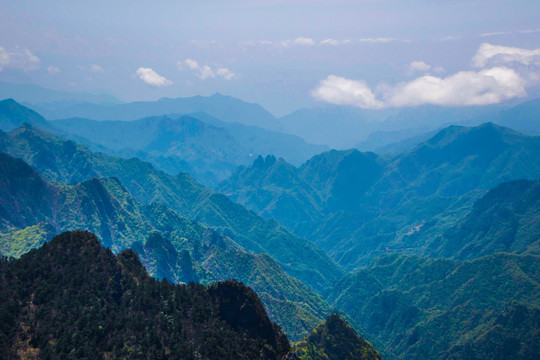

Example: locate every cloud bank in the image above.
[312,43,534,108]
[240,37,406,48]
[473,43,540,67]
[388,67,526,107]
[135,67,172,87]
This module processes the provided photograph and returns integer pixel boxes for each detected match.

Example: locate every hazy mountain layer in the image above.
[0,82,121,107]
[50,113,327,186]
[29,92,281,131]
[278,100,540,149]
[0,98,55,132]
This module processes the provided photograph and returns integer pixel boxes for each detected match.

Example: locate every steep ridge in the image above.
[429,179,540,259]
[220,123,540,268]
[0,98,54,132]
[294,314,383,360]
[327,253,540,360]
[0,152,332,340]
[0,230,292,359]
[0,124,343,292]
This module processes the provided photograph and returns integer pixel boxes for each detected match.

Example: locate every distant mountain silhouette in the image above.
[32,92,282,131]
[0,98,55,132]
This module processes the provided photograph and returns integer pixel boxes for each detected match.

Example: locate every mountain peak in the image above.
[294,313,383,360]
[1,231,293,359]
[0,98,53,132]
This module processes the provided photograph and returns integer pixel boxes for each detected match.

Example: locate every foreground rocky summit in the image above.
[0,231,292,360]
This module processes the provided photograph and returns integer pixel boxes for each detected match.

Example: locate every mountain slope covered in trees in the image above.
[0,230,293,359]
[294,314,383,360]
[0,152,332,341]
[0,123,343,292]
[220,123,540,268]
[327,253,540,360]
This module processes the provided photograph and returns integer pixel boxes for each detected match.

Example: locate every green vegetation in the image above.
[0,151,331,341]
[2,101,540,359]
[294,314,383,360]
[327,253,540,360]
[0,223,54,258]
[0,230,292,359]
[0,123,343,292]
[429,179,540,259]
[219,123,540,269]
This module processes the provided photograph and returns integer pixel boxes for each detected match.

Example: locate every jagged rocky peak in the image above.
[0,230,294,359]
[294,314,383,360]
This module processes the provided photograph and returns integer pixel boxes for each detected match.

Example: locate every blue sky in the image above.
[0,0,539,115]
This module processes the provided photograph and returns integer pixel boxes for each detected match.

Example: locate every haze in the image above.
[0,0,539,115]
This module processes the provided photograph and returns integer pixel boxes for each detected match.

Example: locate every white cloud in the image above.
[473,43,540,67]
[479,28,540,37]
[25,49,40,64]
[358,37,401,43]
[184,59,214,79]
[47,66,60,74]
[281,37,315,47]
[0,46,9,71]
[440,35,461,42]
[387,67,526,107]
[518,28,540,34]
[312,67,526,108]
[479,31,509,38]
[179,59,237,80]
[134,67,173,87]
[320,39,351,46]
[312,42,535,109]
[216,68,236,80]
[409,61,432,72]
[89,64,104,73]
[311,75,384,109]
[0,46,40,71]
[408,61,445,75]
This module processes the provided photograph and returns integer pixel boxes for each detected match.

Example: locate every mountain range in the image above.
[0,148,333,341]
[278,100,540,150]
[219,122,540,268]
[328,252,540,360]
[0,98,327,186]
[28,92,281,131]
[1,89,539,359]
